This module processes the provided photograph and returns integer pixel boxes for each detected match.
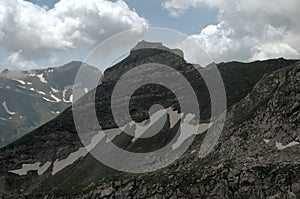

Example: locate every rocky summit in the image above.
[0,42,299,199]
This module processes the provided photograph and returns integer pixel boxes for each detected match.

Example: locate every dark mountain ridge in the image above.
[0,42,299,198]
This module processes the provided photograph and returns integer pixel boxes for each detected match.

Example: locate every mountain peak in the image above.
[131,40,184,57]
[132,40,164,50]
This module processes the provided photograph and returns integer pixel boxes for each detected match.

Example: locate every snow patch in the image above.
[128,108,182,143]
[168,108,182,128]
[50,93,61,102]
[27,82,32,85]
[69,94,73,103]
[51,87,60,93]
[37,74,48,83]
[52,133,104,175]
[105,127,127,143]
[51,111,60,114]
[84,88,89,93]
[172,114,212,150]
[9,162,51,176]
[62,88,73,103]
[30,88,35,91]
[0,117,6,121]
[17,85,26,90]
[263,139,270,144]
[190,150,197,154]
[42,97,57,103]
[37,90,46,95]
[50,111,212,174]
[275,141,299,150]
[52,148,88,175]
[12,79,25,85]
[8,108,212,176]
[130,108,170,142]
[2,101,16,115]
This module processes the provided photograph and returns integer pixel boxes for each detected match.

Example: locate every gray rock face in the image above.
[0,43,299,198]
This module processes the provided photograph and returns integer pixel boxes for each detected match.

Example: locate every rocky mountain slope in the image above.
[58,58,299,199]
[0,61,100,148]
[0,42,298,198]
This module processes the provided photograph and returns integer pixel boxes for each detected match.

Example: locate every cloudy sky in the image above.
[0,0,300,71]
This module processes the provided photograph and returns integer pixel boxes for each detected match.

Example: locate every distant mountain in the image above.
[0,61,100,148]
[0,42,298,198]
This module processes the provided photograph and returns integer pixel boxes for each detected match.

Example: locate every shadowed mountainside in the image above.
[0,42,299,198]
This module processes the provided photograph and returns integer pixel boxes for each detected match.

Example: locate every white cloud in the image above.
[162,0,204,17]
[0,0,148,64]
[251,43,299,61]
[163,0,300,62]
[2,50,37,70]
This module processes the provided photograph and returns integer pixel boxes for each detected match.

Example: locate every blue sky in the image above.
[26,0,218,35]
[25,0,57,8]
[124,0,217,35]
